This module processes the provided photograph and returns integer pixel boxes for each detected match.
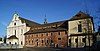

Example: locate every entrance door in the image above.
[37,42,38,46]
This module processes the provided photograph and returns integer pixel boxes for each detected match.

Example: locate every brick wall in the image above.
[25,31,67,48]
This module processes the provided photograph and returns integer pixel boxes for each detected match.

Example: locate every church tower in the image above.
[44,14,47,24]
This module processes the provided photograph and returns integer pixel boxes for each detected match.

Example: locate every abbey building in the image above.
[6,11,94,48]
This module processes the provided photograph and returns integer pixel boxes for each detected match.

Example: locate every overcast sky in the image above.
[0,0,100,37]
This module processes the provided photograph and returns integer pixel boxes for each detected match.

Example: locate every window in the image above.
[32,40,33,43]
[36,39,38,42]
[15,42,17,45]
[9,42,11,44]
[46,33,48,36]
[15,30,16,35]
[51,40,53,43]
[58,38,61,40]
[58,32,60,35]
[51,33,53,36]
[82,38,86,43]
[26,41,27,44]
[47,40,48,43]
[75,38,78,43]
[37,42,38,46]
[69,39,71,43]
[36,34,38,37]
[14,23,16,25]
[0,38,2,41]
[42,34,44,36]
[32,35,33,37]
[21,41,23,45]
[42,40,43,43]
[78,24,82,32]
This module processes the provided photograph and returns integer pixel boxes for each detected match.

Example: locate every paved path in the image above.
[0,47,93,51]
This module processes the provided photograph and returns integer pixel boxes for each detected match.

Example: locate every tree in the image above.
[98,26,100,34]
[3,35,7,43]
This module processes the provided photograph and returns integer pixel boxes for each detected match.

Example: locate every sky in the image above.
[0,0,100,37]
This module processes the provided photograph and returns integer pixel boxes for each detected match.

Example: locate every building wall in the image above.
[7,14,30,47]
[68,18,94,48]
[7,39,18,44]
[96,34,100,41]
[25,31,67,48]
[0,38,4,44]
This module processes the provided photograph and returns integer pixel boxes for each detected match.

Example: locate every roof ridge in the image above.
[18,17,40,24]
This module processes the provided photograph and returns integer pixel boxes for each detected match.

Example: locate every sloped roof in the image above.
[31,20,68,28]
[25,27,67,34]
[7,35,18,39]
[18,17,41,27]
[69,11,92,21]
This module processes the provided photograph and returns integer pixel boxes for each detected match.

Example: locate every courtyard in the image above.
[0,47,96,51]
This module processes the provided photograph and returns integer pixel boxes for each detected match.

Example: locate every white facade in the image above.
[7,14,30,48]
[68,12,94,48]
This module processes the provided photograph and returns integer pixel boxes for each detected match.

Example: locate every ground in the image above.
[0,47,95,51]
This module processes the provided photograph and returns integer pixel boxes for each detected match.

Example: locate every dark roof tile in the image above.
[69,11,92,21]
[7,35,18,39]
[24,27,67,35]
[19,17,41,27]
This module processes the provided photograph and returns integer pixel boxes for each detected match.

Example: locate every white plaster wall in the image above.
[68,18,94,48]
[7,14,30,47]
[7,39,18,44]
[68,18,94,35]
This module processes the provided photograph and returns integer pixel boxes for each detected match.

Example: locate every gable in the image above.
[69,11,92,21]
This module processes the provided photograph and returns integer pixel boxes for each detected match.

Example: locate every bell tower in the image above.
[44,14,47,24]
